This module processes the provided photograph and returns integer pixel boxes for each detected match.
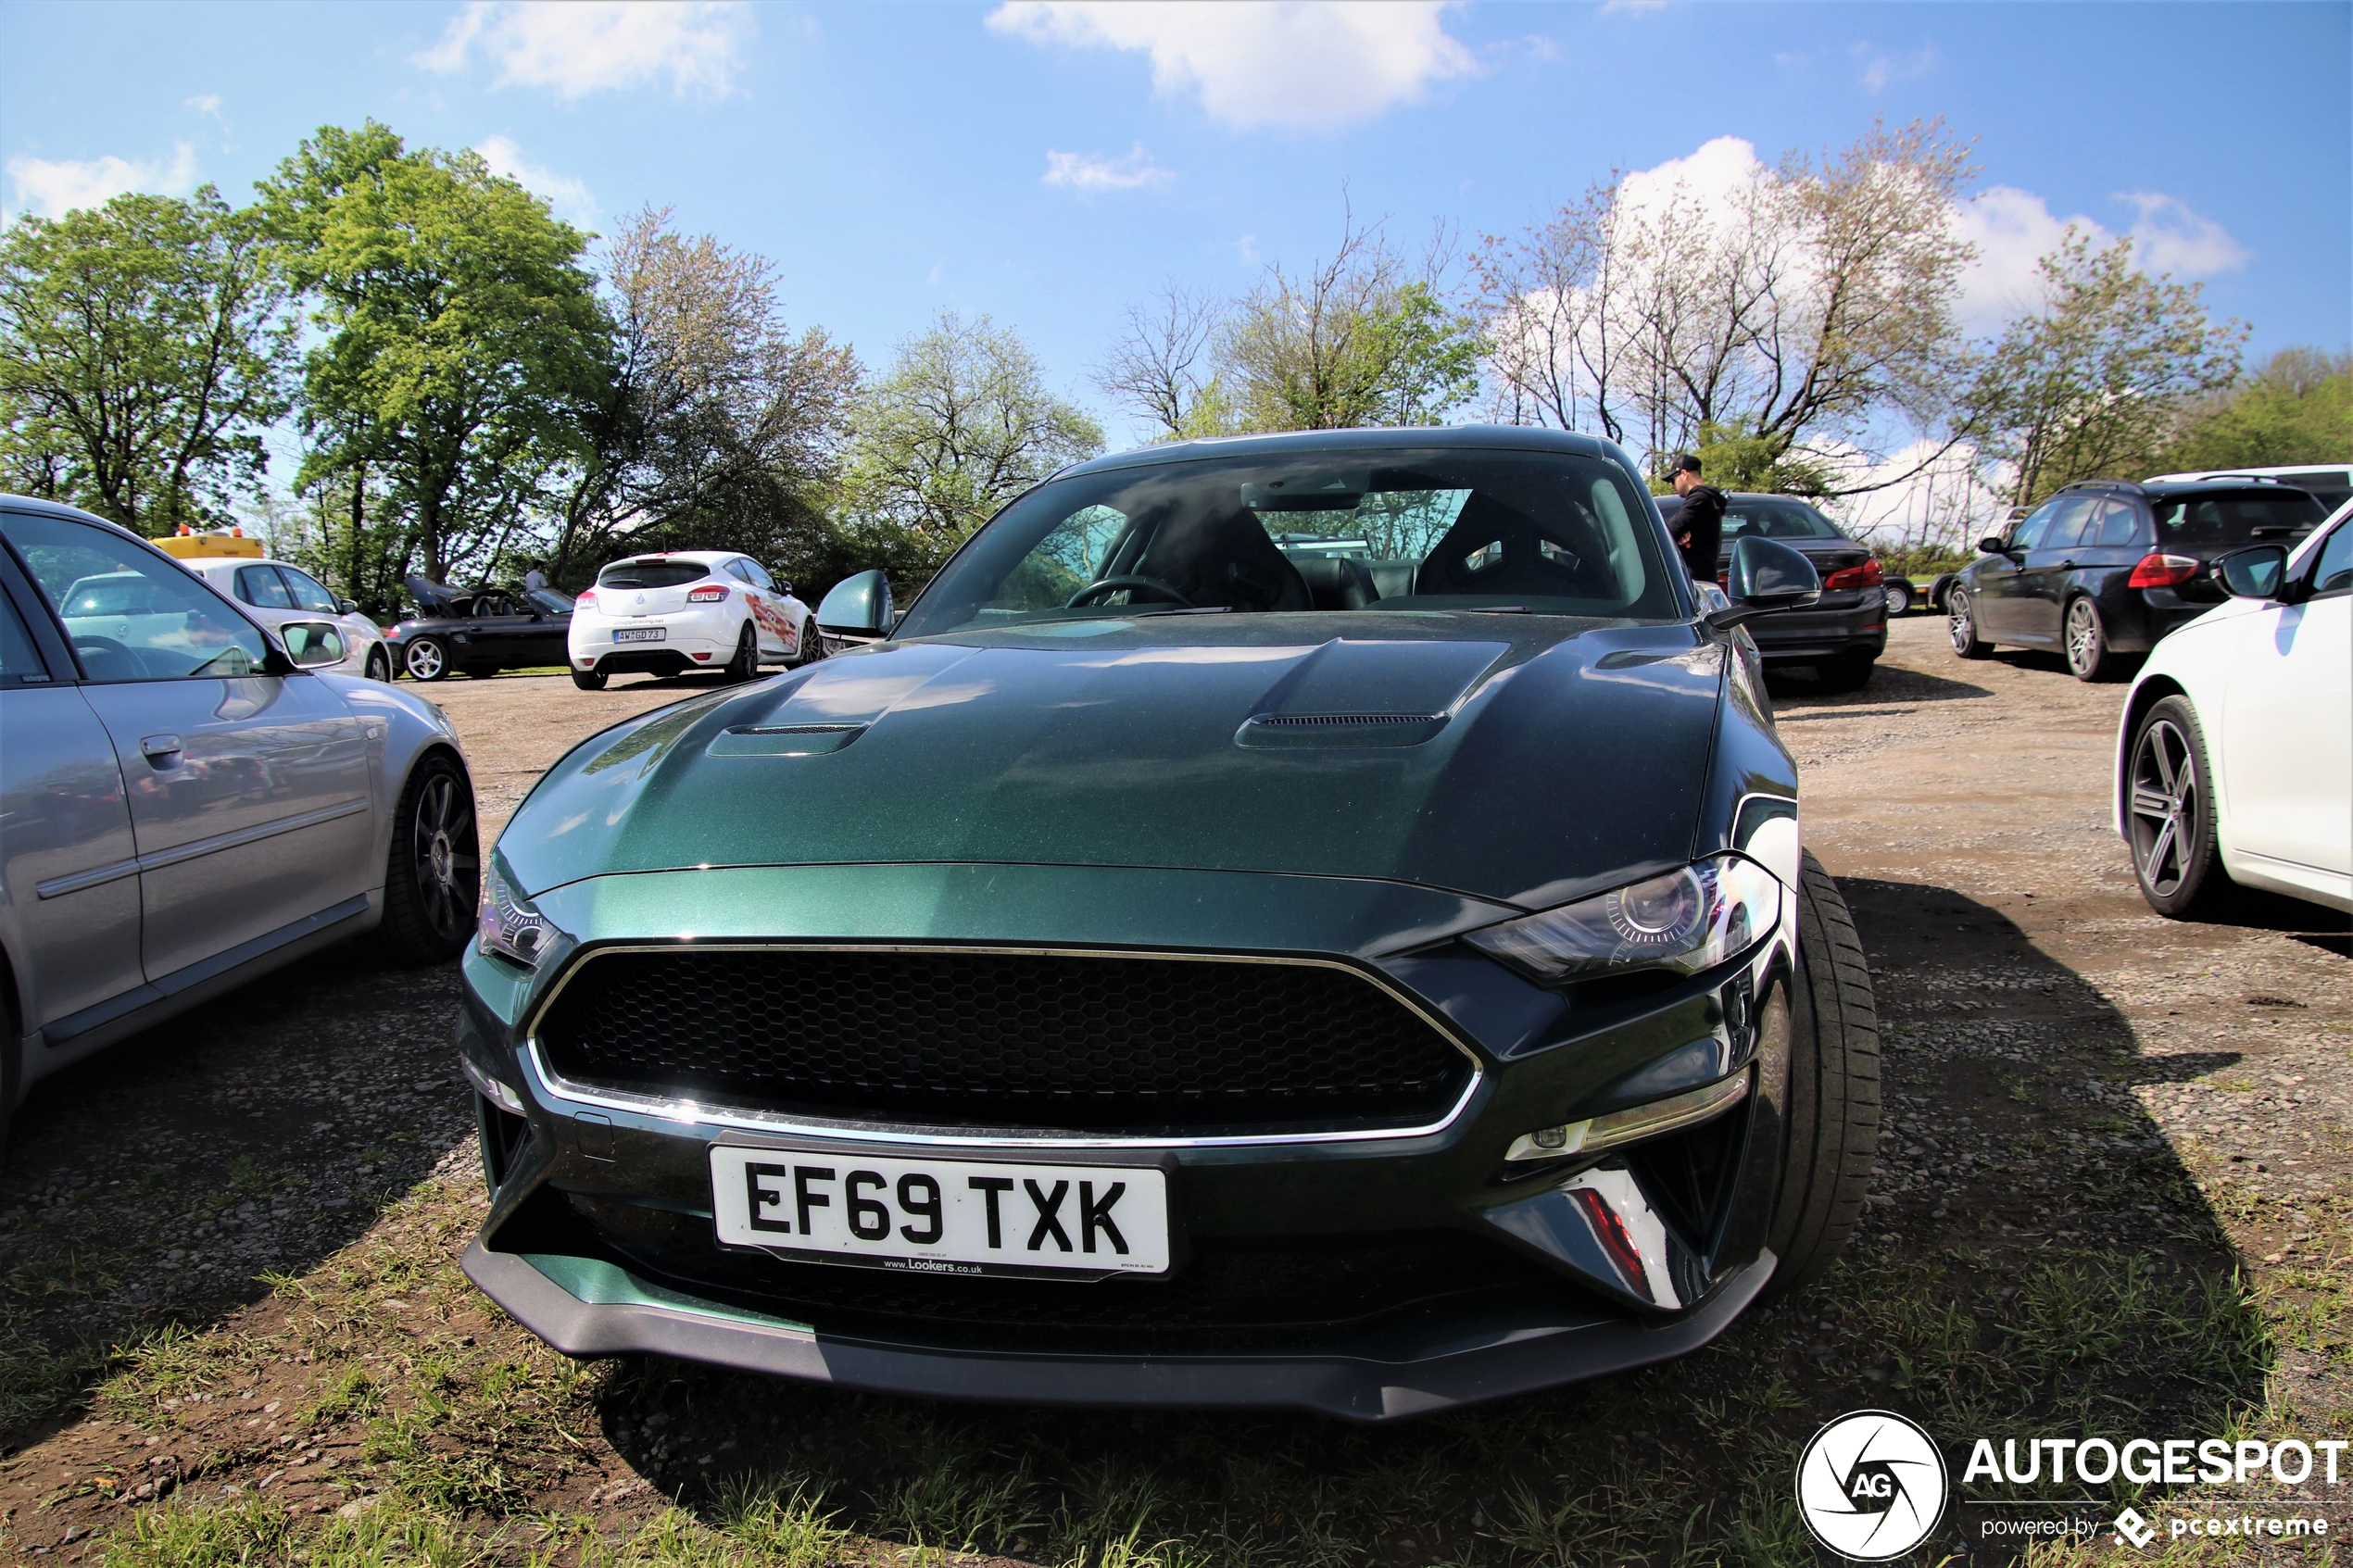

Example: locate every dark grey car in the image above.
[0,497,482,1153]
[1657,494,1888,690]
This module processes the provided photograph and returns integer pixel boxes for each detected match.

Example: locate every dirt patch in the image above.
[1,620,2346,1564]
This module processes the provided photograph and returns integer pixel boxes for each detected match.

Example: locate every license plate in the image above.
[710,1145,1170,1279]
[612,628,665,643]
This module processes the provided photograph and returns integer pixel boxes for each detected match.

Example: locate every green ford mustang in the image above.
[454,426,1879,1420]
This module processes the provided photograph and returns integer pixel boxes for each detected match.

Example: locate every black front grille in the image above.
[535,947,1471,1133]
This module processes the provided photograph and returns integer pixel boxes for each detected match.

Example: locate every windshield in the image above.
[2153,490,2326,546]
[1722,500,1845,541]
[526,588,574,614]
[598,558,711,589]
[897,447,1680,637]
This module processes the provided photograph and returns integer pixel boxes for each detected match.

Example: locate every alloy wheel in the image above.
[1947,593,1974,652]
[404,639,446,680]
[2128,719,2196,897]
[410,770,478,942]
[2066,599,2101,676]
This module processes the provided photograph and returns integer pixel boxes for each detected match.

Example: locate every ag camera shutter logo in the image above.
[1796,1410,1949,1560]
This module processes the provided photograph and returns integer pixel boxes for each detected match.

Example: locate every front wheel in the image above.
[1947,588,1992,659]
[1762,850,1881,1298]
[378,751,479,965]
[2126,696,2233,918]
[798,617,827,665]
[402,636,449,682]
[2064,596,2130,683]
[364,645,393,683]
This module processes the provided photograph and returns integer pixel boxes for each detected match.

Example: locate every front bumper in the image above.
[456,862,1798,1417]
[1746,593,1886,664]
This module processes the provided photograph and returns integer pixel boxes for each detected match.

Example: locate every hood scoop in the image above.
[707,723,866,757]
[1236,712,1448,749]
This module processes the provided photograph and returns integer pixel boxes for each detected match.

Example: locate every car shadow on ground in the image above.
[1766,659,1995,714]
[546,878,2279,1566]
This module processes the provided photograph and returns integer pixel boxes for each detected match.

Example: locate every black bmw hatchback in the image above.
[1946,478,2328,680]
[457,428,1880,1419]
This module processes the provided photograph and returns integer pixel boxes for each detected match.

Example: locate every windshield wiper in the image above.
[1457,605,1530,614]
[1127,605,1235,617]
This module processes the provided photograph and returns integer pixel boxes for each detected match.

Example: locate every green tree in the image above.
[259,121,610,584]
[0,188,296,534]
[1972,229,2245,507]
[839,311,1101,581]
[2143,347,2353,476]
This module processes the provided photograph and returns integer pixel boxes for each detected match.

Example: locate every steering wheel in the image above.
[70,634,139,679]
[1064,574,1194,609]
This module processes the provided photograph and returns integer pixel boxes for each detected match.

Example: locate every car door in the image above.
[2010,495,2098,644]
[0,510,376,985]
[1969,501,2053,637]
[0,548,146,1035]
[727,559,788,661]
[2220,520,2353,879]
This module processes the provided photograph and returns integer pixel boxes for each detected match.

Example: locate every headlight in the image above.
[477,855,553,968]
[1465,854,1780,984]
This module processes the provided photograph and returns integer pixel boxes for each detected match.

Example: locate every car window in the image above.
[0,576,50,685]
[236,563,296,608]
[598,558,711,589]
[2007,500,2060,552]
[739,558,775,590]
[724,560,754,583]
[278,566,342,614]
[2092,499,2145,548]
[2037,496,2099,551]
[2280,471,2353,515]
[525,588,574,615]
[1,512,270,681]
[1721,500,1844,541]
[2153,490,2326,546]
[2310,522,2353,597]
[897,447,1680,635]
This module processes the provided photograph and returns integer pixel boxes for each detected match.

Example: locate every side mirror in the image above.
[279,621,346,669]
[2214,544,2289,600]
[338,597,359,615]
[816,570,892,637]
[1979,534,2015,557]
[1705,536,1821,631]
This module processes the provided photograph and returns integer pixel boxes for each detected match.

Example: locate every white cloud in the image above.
[1851,41,1938,91]
[2119,190,2252,277]
[6,142,198,220]
[475,135,598,227]
[184,94,223,117]
[986,1,1475,131]
[1041,144,1171,194]
[417,1,751,98]
[1600,0,1667,13]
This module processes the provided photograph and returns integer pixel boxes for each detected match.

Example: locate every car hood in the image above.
[498,614,1729,911]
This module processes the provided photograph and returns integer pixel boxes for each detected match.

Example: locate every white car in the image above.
[567,550,823,690]
[2114,502,2352,917]
[177,554,392,681]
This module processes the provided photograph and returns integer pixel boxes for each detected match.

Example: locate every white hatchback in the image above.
[567,550,822,690]
[2114,502,2352,917]
[173,555,390,681]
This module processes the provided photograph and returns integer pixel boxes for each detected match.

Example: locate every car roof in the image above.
[0,493,137,535]
[2146,464,2353,483]
[1052,423,1621,482]
[1656,492,1827,506]
[603,549,736,565]
[2054,476,2322,502]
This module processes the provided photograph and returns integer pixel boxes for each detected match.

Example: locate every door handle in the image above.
[2060,558,2077,570]
[140,734,183,765]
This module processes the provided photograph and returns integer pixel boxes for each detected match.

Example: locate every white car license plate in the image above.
[613,628,666,643]
[710,1145,1170,1279]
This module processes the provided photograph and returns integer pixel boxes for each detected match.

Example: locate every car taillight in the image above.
[2127,553,2200,588]
[686,583,728,603]
[574,589,597,608]
[1823,558,1884,591]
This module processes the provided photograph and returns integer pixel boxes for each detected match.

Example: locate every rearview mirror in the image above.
[280,621,346,669]
[1704,536,1821,631]
[817,570,892,638]
[2214,544,2289,600]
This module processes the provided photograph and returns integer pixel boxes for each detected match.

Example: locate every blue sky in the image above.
[5,0,2347,459]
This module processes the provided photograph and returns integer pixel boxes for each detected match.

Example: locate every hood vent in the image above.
[1235,712,1449,750]
[707,723,865,757]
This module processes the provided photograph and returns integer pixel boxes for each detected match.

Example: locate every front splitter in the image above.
[462,1239,1775,1422]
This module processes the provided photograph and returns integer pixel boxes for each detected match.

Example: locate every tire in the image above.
[1763,850,1881,1298]
[798,617,827,665]
[1947,587,1992,659]
[378,751,479,966]
[1883,582,1913,618]
[402,636,450,682]
[2064,596,2129,683]
[364,645,393,683]
[2126,695,2233,919]
[571,666,609,691]
[1814,651,1876,693]
[724,621,758,683]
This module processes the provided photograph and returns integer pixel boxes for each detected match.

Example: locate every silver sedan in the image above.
[0,496,481,1154]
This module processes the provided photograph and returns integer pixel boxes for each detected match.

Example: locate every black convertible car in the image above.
[455,427,1878,1418]
[384,574,575,682]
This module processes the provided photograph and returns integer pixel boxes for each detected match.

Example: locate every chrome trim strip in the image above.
[1504,1068,1753,1163]
[36,856,140,899]
[461,1054,527,1115]
[521,943,1485,1149]
[130,796,369,874]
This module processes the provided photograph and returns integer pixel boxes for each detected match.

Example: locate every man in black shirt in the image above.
[1667,453,1726,585]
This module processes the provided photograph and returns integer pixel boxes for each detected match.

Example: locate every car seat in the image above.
[1413,493,1611,599]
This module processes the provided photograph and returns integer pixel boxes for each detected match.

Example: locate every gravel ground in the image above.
[0,622,2346,1563]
